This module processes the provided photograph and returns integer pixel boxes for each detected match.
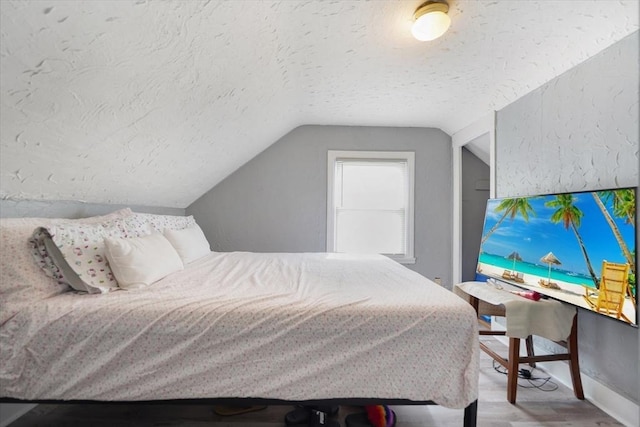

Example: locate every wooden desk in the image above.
[455,282,585,404]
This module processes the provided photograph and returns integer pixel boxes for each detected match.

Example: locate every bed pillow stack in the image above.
[28,210,211,294]
[1,208,132,322]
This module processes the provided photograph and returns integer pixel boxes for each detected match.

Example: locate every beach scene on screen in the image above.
[477,188,636,325]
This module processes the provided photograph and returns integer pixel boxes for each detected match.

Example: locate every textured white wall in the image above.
[496,31,639,403]
[497,33,639,194]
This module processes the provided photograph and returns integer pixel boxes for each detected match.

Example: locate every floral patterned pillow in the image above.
[29,209,134,293]
[125,213,196,234]
[36,219,129,293]
[30,210,196,294]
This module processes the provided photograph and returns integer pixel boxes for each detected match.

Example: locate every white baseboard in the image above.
[489,320,639,427]
[0,403,37,427]
[537,360,639,427]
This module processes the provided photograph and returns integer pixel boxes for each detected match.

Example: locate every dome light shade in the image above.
[411,1,451,41]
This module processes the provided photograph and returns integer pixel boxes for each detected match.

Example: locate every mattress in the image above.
[0,252,479,408]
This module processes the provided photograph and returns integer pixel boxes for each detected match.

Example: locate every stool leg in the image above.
[507,337,520,404]
[525,335,536,368]
[567,316,584,399]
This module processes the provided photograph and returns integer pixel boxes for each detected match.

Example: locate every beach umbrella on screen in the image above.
[506,251,523,271]
[540,252,562,283]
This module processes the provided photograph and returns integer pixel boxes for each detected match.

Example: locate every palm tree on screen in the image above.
[597,189,636,298]
[593,191,635,273]
[546,194,599,287]
[480,198,536,248]
[611,188,636,226]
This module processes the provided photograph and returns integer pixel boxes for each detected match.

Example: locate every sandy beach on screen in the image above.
[477,262,636,325]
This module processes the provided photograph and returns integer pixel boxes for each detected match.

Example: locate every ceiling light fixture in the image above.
[411,1,451,41]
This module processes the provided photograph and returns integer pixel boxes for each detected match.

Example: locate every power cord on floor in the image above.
[492,360,559,391]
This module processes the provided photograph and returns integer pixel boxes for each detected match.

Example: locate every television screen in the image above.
[477,187,637,326]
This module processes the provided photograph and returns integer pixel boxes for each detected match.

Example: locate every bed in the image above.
[0,210,479,426]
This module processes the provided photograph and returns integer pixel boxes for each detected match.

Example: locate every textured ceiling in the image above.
[1,1,638,208]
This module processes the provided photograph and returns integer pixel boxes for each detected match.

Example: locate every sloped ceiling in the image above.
[1,1,638,208]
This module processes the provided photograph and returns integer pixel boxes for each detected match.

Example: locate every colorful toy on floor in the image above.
[345,405,396,427]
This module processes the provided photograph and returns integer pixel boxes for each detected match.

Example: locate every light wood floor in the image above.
[8,337,624,427]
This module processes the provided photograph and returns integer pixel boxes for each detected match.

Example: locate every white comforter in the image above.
[0,252,479,408]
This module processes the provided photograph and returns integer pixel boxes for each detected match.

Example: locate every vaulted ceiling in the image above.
[1,1,638,208]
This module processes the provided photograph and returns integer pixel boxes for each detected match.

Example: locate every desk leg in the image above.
[507,337,520,404]
[525,336,536,368]
[567,316,584,400]
[470,296,479,314]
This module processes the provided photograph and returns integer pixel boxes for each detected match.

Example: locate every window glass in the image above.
[327,151,415,263]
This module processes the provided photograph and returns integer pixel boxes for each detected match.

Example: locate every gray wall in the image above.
[496,32,639,403]
[0,199,184,219]
[188,125,454,285]
[461,146,490,282]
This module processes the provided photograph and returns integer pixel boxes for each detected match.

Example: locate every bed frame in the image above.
[1,397,478,427]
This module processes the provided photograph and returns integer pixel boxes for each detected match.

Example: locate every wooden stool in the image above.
[469,294,585,404]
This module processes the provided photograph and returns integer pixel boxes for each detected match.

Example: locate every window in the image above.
[327,150,415,263]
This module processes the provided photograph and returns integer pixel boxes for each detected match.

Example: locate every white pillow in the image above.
[163,224,211,264]
[104,233,184,290]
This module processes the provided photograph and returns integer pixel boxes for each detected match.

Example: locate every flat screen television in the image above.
[477,187,637,326]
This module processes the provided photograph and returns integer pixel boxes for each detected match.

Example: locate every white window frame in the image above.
[326,150,416,264]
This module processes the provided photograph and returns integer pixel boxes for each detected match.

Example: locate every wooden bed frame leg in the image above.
[463,399,478,427]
